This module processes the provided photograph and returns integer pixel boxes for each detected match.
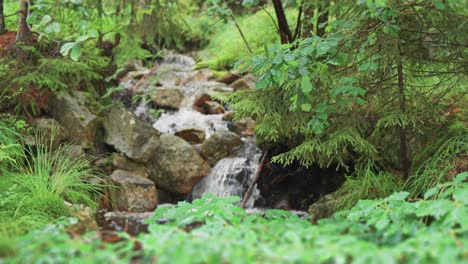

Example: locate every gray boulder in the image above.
[111,170,158,212]
[200,130,243,166]
[174,128,206,144]
[102,104,160,163]
[48,91,100,149]
[148,134,211,195]
[230,74,257,90]
[112,153,149,178]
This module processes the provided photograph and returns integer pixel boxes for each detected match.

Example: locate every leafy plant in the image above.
[4,173,467,263]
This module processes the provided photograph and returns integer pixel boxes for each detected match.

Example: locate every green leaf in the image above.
[60,42,75,57]
[70,45,82,61]
[301,75,314,94]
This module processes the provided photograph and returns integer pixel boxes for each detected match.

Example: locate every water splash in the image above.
[192,142,262,208]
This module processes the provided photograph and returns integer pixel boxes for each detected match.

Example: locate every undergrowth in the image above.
[197,8,297,70]
[3,172,467,263]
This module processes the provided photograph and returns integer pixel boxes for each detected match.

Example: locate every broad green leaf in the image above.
[70,45,82,61]
[301,75,314,94]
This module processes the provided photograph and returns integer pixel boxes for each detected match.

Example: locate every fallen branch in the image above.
[241,151,268,208]
[131,64,158,92]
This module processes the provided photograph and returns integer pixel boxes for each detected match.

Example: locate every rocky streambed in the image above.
[27,53,343,236]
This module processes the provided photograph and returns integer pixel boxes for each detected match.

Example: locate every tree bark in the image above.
[15,0,32,45]
[272,0,292,44]
[0,0,5,35]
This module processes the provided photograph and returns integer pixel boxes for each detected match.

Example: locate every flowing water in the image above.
[124,54,263,207]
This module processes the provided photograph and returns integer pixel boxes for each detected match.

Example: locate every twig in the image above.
[131,64,158,92]
[230,15,253,53]
[241,151,268,208]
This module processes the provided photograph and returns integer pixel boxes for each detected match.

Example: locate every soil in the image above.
[0,31,16,57]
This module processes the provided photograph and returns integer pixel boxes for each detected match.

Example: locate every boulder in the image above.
[200,130,243,166]
[48,91,100,149]
[307,193,339,223]
[174,128,206,144]
[103,212,154,235]
[230,74,257,90]
[151,87,183,110]
[148,134,211,194]
[24,118,66,149]
[112,153,149,178]
[216,71,242,84]
[194,101,225,115]
[229,118,256,137]
[102,104,160,163]
[156,71,181,86]
[111,170,158,212]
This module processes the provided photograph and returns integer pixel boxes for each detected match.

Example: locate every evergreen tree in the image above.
[223,0,468,175]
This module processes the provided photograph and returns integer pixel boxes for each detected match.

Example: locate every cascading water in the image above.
[192,141,263,207]
[122,54,263,207]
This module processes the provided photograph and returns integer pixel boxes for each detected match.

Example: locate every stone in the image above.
[102,104,160,163]
[93,156,113,175]
[200,130,243,166]
[156,71,181,86]
[194,101,226,115]
[147,134,211,194]
[190,81,234,106]
[112,153,149,178]
[151,87,183,110]
[23,118,66,149]
[230,74,257,90]
[229,118,256,137]
[216,71,242,84]
[204,101,225,115]
[103,212,154,236]
[68,144,86,160]
[174,128,206,144]
[48,91,100,149]
[307,193,339,223]
[111,170,158,212]
[66,203,98,236]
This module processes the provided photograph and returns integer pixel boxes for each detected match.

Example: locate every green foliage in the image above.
[223,1,468,171]
[335,164,402,210]
[3,174,467,263]
[11,131,102,207]
[0,118,22,172]
[406,134,468,198]
[198,8,297,70]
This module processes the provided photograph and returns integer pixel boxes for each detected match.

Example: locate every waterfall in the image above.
[192,142,262,208]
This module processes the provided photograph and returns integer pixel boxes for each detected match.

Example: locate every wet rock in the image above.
[66,204,98,236]
[191,81,233,104]
[48,91,100,149]
[68,144,86,160]
[174,128,206,144]
[93,156,113,175]
[229,118,256,137]
[156,71,181,86]
[230,74,257,90]
[151,87,183,110]
[103,212,154,236]
[24,118,65,148]
[222,111,235,121]
[112,153,149,178]
[195,101,226,115]
[111,170,158,212]
[102,104,160,163]
[216,71,242,84]
[148,134,211,195]
[307,193,339,223]
[200,130,243,166]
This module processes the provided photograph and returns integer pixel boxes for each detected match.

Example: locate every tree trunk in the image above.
[0,0,5,35]
[272,0,292,44]
[15,0,32,45]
